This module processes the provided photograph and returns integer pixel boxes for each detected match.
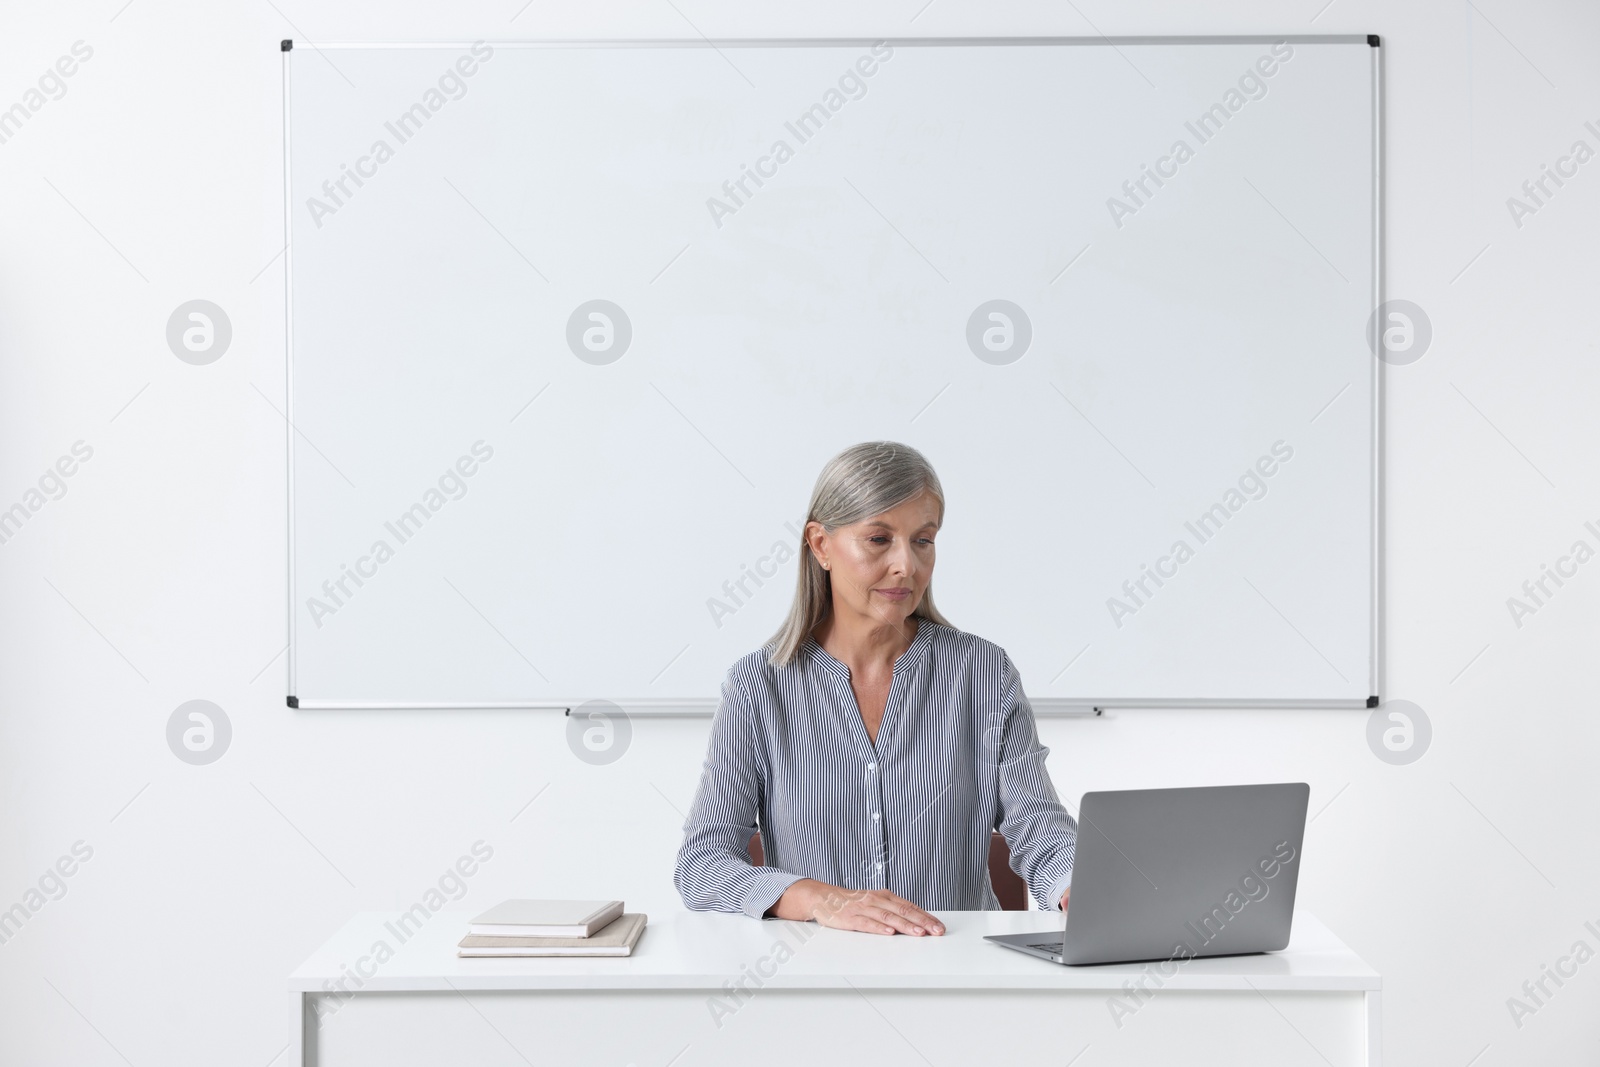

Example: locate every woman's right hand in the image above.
[769,878,945,935]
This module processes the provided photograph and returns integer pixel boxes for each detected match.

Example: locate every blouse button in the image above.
[867,762,876,772]
[872,811,881,820]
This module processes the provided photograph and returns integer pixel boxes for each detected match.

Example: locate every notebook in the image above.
[467,899,624,938]
[458,912,648,957]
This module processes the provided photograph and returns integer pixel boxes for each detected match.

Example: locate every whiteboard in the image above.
[282,37,1381,710]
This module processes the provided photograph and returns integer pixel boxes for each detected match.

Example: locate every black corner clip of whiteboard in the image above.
[1366,34,1380,47]
[1366,695,1380,708]
[281,39,294,52]
[287,695,300,708]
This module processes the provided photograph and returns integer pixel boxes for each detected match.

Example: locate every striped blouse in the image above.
[674,618,1078,919]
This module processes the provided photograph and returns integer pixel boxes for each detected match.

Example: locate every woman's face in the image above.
[808,489,940,630]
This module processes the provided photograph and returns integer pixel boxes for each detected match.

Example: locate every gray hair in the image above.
[765,441,954,667]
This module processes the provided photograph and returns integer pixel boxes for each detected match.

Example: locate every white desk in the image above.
[290,909,1381,1066]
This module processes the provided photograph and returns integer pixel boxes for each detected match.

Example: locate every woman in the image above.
[674,441,1077,935]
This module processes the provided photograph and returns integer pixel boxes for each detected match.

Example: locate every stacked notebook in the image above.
[457,899,647,957]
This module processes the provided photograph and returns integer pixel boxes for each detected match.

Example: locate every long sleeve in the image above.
[674,670,807,919]
[993,653,1078,910]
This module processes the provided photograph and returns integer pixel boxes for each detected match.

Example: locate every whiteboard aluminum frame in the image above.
[283,41,299,700]
[284,696,1354,717]
[285,36,1373,48]
[280,34,1384,713]
[1369,39,1386,708]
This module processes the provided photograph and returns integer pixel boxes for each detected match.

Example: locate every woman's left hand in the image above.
[1060,887,1070,911]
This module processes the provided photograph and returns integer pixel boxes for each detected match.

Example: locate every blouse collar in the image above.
[803,616,936,683]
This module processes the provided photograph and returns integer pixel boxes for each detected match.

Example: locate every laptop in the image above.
[986,782,1308,966]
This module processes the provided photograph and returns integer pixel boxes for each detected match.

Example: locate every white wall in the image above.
[0,1,1595,1065]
